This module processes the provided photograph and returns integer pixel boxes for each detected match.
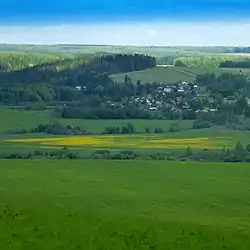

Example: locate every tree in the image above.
[193,120,211,129]
[174,60,186,67]
[186,146,192,156]
[234,141,246,162]
[127,122,135,134]
[246,144,250,152]
[154,128,164,133]
[235,95,248,114]
[169,123,181,133]
[121,126,129,134]
[245,106,250,118]
[189,97,204,110]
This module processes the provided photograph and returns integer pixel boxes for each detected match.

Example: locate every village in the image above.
[126,81,218,114]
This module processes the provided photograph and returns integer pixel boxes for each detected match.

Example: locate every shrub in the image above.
[25,102,47,110]
[192,120,211,129]
[169,123,181,132]
[154,128,164,133]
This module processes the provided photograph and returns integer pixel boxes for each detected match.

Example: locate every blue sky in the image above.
[1,0,250,22]
[1,0,250,45]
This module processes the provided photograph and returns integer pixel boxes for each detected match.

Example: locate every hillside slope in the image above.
[111,66,196,84]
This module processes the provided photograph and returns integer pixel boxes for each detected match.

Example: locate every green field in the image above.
[1,107,250,154]
[0,160,250,250]
[110,65,250,85]
[0,108,192,133]
[111,66,196,84]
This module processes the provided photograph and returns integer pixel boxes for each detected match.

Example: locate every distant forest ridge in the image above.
[0,44,250,56]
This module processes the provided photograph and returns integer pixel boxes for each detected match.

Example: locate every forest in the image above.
[174,55,250,68]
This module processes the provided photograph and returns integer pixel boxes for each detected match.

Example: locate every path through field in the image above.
[172,67,196,77]
[157,65,196,78]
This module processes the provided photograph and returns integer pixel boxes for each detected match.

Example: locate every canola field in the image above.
[4,134,234,150]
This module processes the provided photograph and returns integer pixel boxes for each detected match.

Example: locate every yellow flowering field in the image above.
[4,134,232,149]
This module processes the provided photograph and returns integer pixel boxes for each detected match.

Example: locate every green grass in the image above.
[0,160,250,249]
[0,107,192,133]
[111,66,196,84]
[111,66,250,85]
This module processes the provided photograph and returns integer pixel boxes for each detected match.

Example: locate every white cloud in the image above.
[1,20,250,46]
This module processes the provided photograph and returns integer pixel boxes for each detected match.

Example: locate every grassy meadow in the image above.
[110,65,250,85]
[1,108,250,154]
[0,107,192,134]
[0,160,250,250]
[111,66,196,84]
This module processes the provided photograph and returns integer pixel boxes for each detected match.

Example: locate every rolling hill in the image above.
[110,66,196,84]
[111,65,250,85]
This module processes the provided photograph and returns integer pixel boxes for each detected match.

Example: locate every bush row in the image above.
[2,142,250,162]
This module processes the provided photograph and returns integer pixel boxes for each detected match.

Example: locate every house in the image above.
[149,107,158,111]
[164,87,172,93]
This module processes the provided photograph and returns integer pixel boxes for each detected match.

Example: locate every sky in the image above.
[0,0,250,46]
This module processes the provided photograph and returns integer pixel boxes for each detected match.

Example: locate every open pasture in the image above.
[0,108,192,134]
[0,160,250,249]
[110,65,250,85]
[110,66,196,84]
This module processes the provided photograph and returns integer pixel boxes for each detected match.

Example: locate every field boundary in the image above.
[156,65,196,79]
[171,67,196,78]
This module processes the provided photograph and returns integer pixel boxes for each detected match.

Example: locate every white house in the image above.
[164,87,172,93]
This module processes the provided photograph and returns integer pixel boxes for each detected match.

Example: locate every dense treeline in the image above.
[3,142,250,162]
[60,105,153,119]
[219,60,250,68]
[5,120,184,136]
[58,105,189,120]
[196,73,249,97]
[0,55,97,85]
[86,54,156,74]
[0,78,158,105]
[0,53,63,72]
[233,47,250,53]
[7,122,87,135]
[0,53,156,105]
[90,143,250,162]
[0,53,156,86]
[156,56,177,65]
[173,55,250,68]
